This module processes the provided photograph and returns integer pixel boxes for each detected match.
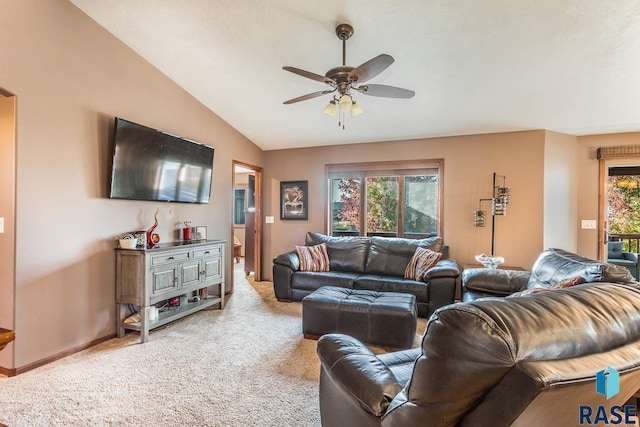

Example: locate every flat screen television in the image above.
[109,117,214,204]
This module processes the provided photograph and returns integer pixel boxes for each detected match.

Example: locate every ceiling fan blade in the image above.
[349,54,395,83]
[283,89,335,105]
[283,66,334,85]
[356,84,415,99]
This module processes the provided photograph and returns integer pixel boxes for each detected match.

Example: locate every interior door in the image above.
[232,162,262,285]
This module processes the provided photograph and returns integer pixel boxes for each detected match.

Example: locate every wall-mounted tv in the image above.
[109,117,214,204]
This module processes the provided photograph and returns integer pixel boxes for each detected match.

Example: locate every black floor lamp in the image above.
[473,173,512,257]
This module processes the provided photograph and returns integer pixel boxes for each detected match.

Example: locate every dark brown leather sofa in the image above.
[273,232,460,318]
[317,281,640,426]
[461,248,637,301]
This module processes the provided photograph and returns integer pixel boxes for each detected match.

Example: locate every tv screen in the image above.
[109,117,214,204]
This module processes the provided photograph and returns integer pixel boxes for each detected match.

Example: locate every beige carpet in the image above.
[0,262,426,426]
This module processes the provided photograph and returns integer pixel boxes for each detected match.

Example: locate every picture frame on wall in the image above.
[194,226,207,240]
[280,180,308,220]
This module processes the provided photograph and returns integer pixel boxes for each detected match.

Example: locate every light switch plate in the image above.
[0,217,4,233]
[581,220,597,229]
[265,216,274,224]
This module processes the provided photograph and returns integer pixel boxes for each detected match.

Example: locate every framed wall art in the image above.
[280,180,308,220]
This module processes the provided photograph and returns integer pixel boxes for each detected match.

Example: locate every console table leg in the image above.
[140,306,150,343]
[116,304,126,338]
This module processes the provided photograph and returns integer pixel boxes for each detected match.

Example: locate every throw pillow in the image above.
[296,243,330,272]
[507,276,584,298]
[404,247,442,281]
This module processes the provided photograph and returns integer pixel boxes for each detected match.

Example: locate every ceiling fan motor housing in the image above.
[325,66,355,95]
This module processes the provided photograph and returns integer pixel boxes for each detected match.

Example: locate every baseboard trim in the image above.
[0,333,116,377]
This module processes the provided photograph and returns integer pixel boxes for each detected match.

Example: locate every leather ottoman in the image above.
[302,286,418,349]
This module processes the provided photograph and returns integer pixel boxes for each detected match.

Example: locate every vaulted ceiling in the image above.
[69,0,640,151]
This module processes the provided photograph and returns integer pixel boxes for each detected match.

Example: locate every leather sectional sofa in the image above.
[273,232,460,318]
[462,247,637,301]
[317,281,640,426]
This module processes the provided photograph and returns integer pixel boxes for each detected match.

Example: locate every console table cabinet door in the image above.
[202,256,222,284]
[180,260,201,288]
[150,265,179,298]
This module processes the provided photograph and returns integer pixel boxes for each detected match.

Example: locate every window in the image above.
[328,160,442,238]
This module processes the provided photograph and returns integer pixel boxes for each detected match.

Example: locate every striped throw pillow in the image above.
[296,243,330,272]
[404,247,442,281]
[507,276,584,298]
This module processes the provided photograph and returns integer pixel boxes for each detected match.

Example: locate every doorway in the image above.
[232,161,263,286]
[0,91,16,373]
[599,158,640,261]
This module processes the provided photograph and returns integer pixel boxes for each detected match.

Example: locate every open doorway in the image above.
[232,161,263,286]
[599,159,640,279]
[0,91,17,373]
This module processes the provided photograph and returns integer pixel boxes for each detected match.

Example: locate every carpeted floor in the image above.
[0,261,426,426]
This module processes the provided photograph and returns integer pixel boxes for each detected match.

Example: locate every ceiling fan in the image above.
[282,23,415,127]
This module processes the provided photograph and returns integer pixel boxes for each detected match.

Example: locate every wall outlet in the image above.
[581,220,597,229]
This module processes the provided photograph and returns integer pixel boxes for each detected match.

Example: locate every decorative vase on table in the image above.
[146,209,160,248]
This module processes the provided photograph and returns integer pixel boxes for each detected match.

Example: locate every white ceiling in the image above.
[69,0,640,151]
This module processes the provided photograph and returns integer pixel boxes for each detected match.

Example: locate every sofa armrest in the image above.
[422,258,460,281]
[623,252,639,263]
[317,334,403,417]
[462,268,531,296]
[273,250,300,271]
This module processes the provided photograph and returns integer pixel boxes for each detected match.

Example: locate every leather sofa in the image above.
[273,232,460,318]
[461,247,636,301]
[317,281,640,426]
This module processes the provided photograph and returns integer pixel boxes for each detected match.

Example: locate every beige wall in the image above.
[0,94,16,369]
[543,131,579,252]
[263,130,546,279]
[1,0,263,370]
[577,132,640,259]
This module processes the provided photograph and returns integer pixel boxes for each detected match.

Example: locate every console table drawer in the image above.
[194,246,221,259]
[151,250,190,266]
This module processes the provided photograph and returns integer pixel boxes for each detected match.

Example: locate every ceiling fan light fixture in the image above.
[323,101,337,117]
[338,94,353,112]
[350,101,363,118]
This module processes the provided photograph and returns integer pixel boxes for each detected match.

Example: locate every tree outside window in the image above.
[330,171,439,238]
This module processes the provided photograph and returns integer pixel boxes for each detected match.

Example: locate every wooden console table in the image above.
[0,328,15,352]
[115,240,225,342]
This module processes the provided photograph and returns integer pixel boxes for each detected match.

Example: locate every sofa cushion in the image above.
[306,232,370,273]
[528,248,635,289]
[291,271,358,291]
[354,274,429,303]
[365,236,443,277]
[463,268,531,295]
[607,241,625,259]
[404,247,442,281]
[296,243,330,272]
